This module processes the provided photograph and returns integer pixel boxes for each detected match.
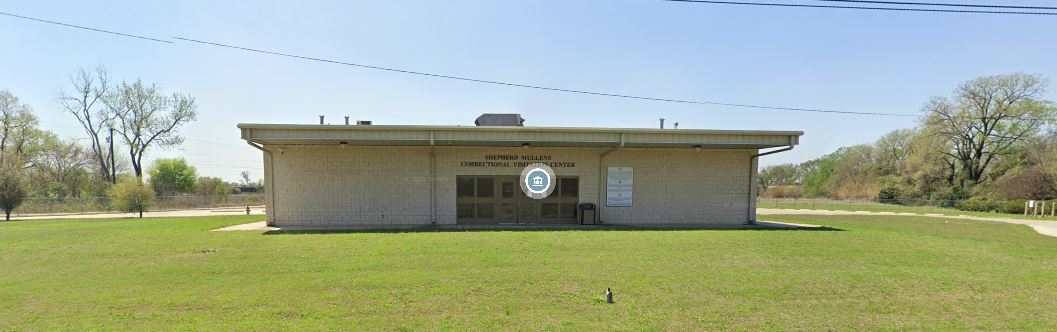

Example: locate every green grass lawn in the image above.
[2,215,1057,330]
[758,199,1057,221]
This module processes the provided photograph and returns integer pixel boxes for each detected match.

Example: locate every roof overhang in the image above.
[238,124,802,149]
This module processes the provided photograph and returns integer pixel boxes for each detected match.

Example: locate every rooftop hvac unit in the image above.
[475,113,525,126]
[356,120,372,125]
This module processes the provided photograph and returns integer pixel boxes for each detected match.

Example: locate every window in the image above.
[560,203,577,218]
[541,203,560,218]
[560,178,578,197]
[457,203,475,218]
[457,177,475,197]
[502,182,514,198]
[476,177,494,198]
[477,203,495,218]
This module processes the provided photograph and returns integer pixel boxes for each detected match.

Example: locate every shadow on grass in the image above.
[262,223,844,235]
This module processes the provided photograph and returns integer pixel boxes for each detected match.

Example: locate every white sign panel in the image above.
[607,167,634,207]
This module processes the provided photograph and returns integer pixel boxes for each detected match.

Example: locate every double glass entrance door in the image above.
[456,175,579,224]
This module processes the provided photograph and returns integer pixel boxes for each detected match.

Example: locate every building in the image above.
[239,115,801,228]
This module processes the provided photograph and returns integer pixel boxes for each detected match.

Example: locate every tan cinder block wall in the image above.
[263,145,755,227]
[599,149,755,225]
[267,145,434,226]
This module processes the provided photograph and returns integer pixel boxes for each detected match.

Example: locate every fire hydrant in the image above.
[245,206,251,215]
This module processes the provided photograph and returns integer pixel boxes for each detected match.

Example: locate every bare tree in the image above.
[105,80,198,178]
[922,73,1057,187]
[240,170,252,186]
[59,66,115,183]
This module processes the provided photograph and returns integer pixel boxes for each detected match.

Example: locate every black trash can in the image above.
[579,203,597,225]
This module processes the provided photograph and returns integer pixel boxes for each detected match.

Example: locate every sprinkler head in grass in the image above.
[606,288,614,304]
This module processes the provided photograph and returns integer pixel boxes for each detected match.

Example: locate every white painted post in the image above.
[1024,201,1029,216]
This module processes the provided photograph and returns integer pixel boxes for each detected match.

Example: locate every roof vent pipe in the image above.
[319,115,324,125]
[659,118,665,129]
[345,116,350,125]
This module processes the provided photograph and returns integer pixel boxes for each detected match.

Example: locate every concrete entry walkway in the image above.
[759,208,1057,238]
[212,221,277,231]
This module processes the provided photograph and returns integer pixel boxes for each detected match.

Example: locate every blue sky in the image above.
[2,0,1055,181]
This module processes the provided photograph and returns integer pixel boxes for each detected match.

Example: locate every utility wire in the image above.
[814,0,1057,11]
[0,11,172,43]
[664,0,1057,15]
[3,10,1048,120]
[172,36,918,118]
[1,11,913,118]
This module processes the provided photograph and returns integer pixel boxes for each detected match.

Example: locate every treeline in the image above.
[760,73,1057,209]
[0,67,260,220]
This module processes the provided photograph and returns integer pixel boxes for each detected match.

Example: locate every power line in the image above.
[664,0,1057,15]
[3,10,1047,120]
[0,11,172,43]
[0,11,912,119]
[172,36,918,118]
[814,0,1057,11]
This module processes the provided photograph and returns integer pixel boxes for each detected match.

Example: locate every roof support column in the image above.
[746,135,797,224]
[597,133,625,223]
[429,131,437,224]
[246,139,276,226]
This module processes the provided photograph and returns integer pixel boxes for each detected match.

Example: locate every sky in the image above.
[2,0,1056,182]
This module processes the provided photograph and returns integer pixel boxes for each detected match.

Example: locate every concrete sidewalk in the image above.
[758,208,1057,238]
[11,206,266,221]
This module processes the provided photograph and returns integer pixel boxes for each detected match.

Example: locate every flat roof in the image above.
[239,123,802,149]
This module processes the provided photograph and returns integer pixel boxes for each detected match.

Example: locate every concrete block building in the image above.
[240,115,801,228]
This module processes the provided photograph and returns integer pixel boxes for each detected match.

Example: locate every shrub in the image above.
[109,178,155,218]
[1003,199,1028,214]
[762,185,804,199]
[0,167,28,221]
[877,186,902,203]
[930,187,969,206]
[955,196,1001,213]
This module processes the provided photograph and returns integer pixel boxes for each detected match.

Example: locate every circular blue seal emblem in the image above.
[520,163,556,199]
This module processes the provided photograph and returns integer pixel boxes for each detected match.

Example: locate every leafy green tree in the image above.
[0,165,28,221]
[196,176,230,201]
[105,80,198,178]
[31,132,90,198]
[800,152,840,198]
[108,177,155,218]
[828,145,879,199]
[873,129,916,177]
[1,90,42,168]
[921,73,1057,187]
[148,158,197,195]
[758,164,799,187]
